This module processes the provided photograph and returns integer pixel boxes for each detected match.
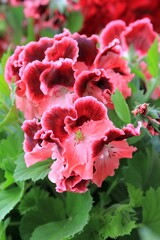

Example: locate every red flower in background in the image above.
[79,0,160,36]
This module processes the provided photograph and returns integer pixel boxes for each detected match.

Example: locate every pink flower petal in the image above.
[22,118,56,167]
[74,69,115,107]
[65,96,108,131]
[40,59,75,95]
[22,60,50,103]
[73,33,99,68]
[100,20,126,49]
[22,37,54,64]
[122,18,157,55]
[93,140,136,186]
[42,105,76,141]
[45,37,78,62]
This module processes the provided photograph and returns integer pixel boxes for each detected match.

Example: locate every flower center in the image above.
[75,129,84,142]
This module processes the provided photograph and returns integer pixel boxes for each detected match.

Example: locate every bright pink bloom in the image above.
[38,96,140,192]
[5,36,77,119]
[74,39,133,106]
[5,29,133,118]
[43,96,114,191]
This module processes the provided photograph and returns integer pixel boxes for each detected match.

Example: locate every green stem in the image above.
[9,221,20,226]
[107,176,120,196]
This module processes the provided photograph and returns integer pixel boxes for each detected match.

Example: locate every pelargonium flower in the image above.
[5,28,133,118]
[74,38,133,107]
[21,96,140,193]
[5,36,77,119]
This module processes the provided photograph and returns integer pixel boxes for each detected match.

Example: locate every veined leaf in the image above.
[0,184,24,221]
[30,192,92,240]
[19,187,49,215]
[14,157,53,182]
[142,187,160,234]
[127,183,143,208]
[20,196,66,240]
[100,204,137,238]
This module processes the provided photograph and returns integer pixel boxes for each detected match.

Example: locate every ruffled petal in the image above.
[122,18,157,55]
[22,118,56,167]
[21,37,54,64]
[65,96,108,130]
[100,20,126,49]
[45,37,78,62]
[42,105,76,141]
[92,140,136,186]
[40,59,75,95]
[73,33,98,65]
[22,60,50,103]
[74,69,115,107]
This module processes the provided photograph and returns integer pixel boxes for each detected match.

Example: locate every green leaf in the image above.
[30,192,92,240]
[127,183,143,208]
[0,185,24,221]
[0,130,23,167]
[147,38,159,78]
[20,196,65,240]
[66,11,83,33]
[73,206,104,240]
[0,171,14,190]
[142,187,160,234]
[108,109,124,128]
[100,204,137,238]
[123,147,160,190]
[19,187,49,215]
[111,88,131,124]
[14,157,53,182]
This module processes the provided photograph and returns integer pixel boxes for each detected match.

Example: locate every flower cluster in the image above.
[100,18,160,99]
[79,0,160,36]
[8,0,78,34]
[5,20,146,192]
